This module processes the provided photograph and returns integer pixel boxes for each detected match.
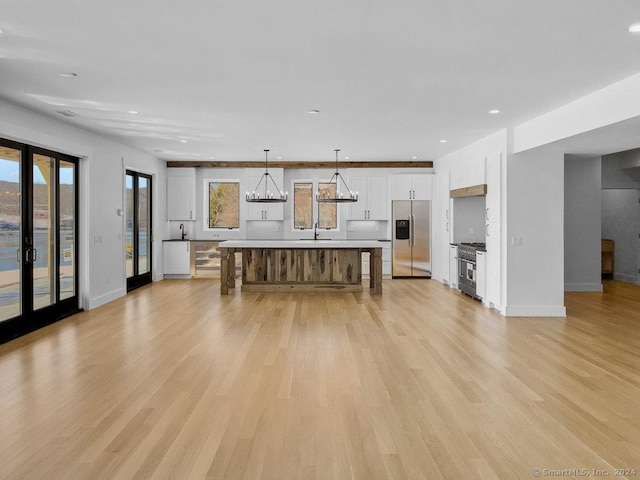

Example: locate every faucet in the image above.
[179,223,186,240]
[314,222,319,240]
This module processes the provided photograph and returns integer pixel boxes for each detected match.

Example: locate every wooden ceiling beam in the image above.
[166,160,433,169]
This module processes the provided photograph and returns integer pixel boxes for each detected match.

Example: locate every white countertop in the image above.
[219,239,386,249]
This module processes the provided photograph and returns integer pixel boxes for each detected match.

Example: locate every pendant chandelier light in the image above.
[316,149,358,203]
[246,149,288,203]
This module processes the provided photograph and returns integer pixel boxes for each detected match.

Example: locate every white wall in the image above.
[602,189,640,284]
[564,156,602,292]
[514,71,640,153]
[0,98,167,310]
[506,150,566,316]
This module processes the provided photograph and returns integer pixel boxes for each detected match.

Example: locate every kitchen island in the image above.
[218,240,383,295]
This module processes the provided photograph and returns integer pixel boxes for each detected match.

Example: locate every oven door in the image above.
[458,258,477,296]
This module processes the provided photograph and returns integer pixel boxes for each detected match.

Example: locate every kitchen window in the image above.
[293,182,313,229]
[206,180,239,229]
[292,180,338,230]
[317,182,337,229]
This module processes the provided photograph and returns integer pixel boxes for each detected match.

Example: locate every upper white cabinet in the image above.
[391,174,432,200]
[167,168,196,220]
[245,168,285,221]
[348,175,388,220]
[450,157,486,191]
[485,152,501,223]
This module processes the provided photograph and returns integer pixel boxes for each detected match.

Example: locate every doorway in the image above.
[125,170,152,291]
[0,138,80,342]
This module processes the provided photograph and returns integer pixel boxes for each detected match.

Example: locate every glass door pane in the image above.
[125,174,134,278]
[138,176,150,275]
[33,154,57,310]
[0,146,22,322]
[59,160,75,301]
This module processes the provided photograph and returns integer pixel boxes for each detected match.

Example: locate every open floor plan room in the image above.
[1,279,639,479]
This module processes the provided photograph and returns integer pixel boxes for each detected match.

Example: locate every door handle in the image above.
[190,210,193,219]
[16,248,20,263]
[32,248,37,263]
[411,215,415,247]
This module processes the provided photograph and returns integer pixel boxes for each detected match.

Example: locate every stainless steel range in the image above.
[457,242,486,300]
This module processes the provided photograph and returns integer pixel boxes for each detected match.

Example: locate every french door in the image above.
[0,138,80,343]
[125,171,152,291]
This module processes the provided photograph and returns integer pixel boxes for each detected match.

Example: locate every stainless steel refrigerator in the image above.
[392,200,431,278]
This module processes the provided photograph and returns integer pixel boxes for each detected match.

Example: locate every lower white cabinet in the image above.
[362,244,391,278]
[449,244,458,288]
[163,241,190,275]
[476,250,486,300]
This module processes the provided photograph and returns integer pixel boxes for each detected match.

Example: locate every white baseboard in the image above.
[504,305,567,317]
[87,287,126,310]
[564,283,603,292]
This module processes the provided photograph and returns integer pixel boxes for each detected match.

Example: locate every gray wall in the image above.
[602,149,640,189]
[452,195,486,244]
[602,189,640,283]
[564,156,602,291]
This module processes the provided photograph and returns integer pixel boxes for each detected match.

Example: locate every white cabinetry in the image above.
[485,152,501,223]
[163,241,190,275]
[391,174,432,200]
[348,175,388,220]
[362,243,392,278]
[245,169,285,220]
[476,250,486,300]
[167,168,196,220]
[431,162,452,284]
[450,157,486,191]
[483,151,502,309]
[449,244,458,288]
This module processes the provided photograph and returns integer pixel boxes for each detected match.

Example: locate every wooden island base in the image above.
[219,242,383,295]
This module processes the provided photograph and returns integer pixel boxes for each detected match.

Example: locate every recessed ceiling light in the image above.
[277,156,282,160]
[180,139,187,143]
[440,139,447,143]
[488,109,500,114]
[308,109,320,114]
[59,72,78,78]
[412,156,418,160]
[628,23,640,33]
[210,156,215,159]
[344,156,350,160]
[128,110,138,114]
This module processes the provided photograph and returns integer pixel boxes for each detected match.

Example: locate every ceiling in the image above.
[1,0,640,163]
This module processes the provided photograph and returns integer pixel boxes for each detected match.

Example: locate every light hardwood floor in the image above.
[1,279,639,479]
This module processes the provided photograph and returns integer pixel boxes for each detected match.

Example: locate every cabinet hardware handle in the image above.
[190,210,193,220]
[25,248,31,263]
[486,224,489,236]
[446,222,449,232]
[486,208,489,220]
[16,248,20,263]
[32,248,37,262]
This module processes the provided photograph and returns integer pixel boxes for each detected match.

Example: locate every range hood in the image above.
[450,184,487,198]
